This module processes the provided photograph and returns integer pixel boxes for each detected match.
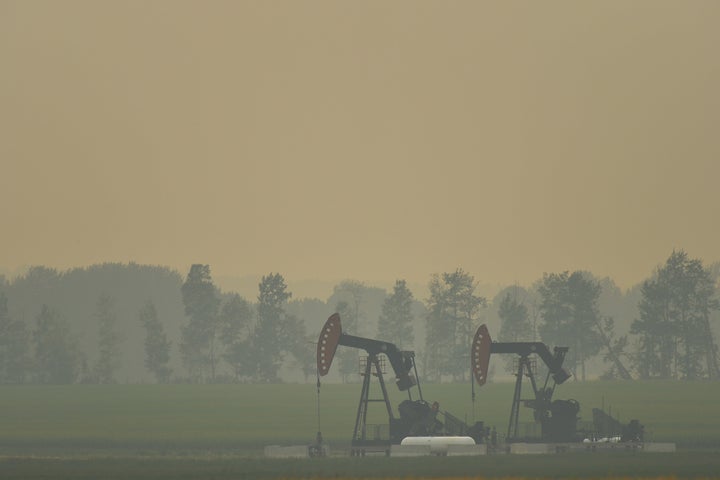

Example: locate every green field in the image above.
[1,381,719,479]
[0,380,718,452]
[3,452,720,480]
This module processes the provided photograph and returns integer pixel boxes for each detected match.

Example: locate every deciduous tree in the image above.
[33,305,81,384]
[497,291,532,343]
[335,300,358,382]
[219,294,254,381]
[377,279,415,349]
[139,300,172,383]
[496,289,532,375]
[330,280,367,336]
[250,273,292,382]
[282,313,315,382]
[94,294,122,383]
[0,291,30,384]
[631,250,719,379]
[537,271,603,381]
[425,269,486,381]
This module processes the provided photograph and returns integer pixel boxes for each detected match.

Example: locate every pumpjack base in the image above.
[350,440,391,457]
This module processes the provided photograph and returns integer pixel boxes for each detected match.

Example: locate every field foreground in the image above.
[1,382,719,478]
[1,381,718,451]
[1,451,720,479]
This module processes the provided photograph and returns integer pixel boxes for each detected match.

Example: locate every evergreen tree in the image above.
[180,264,220,382]
[139,300,172,383]
[32,305,81,384]
[377,279,415,348]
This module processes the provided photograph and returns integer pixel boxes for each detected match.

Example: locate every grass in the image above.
[0,380,718,452]
[2,452,720,479]
[1,381,719,479]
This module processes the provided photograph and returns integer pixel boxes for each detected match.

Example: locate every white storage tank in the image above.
[400,436,475,454]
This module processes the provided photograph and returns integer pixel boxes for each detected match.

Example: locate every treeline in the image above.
[0,264,187,384]
[0,250,718,384]
[437,250,719,382]
[0,263,424,384]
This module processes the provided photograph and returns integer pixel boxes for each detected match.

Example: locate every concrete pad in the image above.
[509,443,551,454]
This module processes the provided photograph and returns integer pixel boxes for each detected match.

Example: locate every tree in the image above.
[497,291,532,343]
[219,294,254,381]
[282,313,315,383]
[335,299,359,382]
[94,294,122,383]
[330,280,367,336]
[596,316,633,380]
[250,273,292,382]
[491,285,537,342]
[377,279,415,348]
[327,280,388,377]
[0,291,30,383]
[537,271,603,381]
[631,250,719,379]
[495,289,532,376]
[571,273,633,380]
[139,300,172,383]
[3,263,187,384]
[180,264,220,382]
[425,269,487,381]
[32,305,81,384]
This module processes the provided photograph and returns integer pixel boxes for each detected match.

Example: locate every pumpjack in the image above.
[591,408,644,443]
[471,324,578,442]
[317,313,484,454]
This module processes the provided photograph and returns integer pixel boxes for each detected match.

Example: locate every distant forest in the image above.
[0,250,718,384]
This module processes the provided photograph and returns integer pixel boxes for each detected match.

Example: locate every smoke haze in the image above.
[2,0,718,289]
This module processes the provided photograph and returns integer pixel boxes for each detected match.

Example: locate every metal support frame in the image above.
[507,355,537,440]
[317,313,441,452]
[352,353,394,447]
[472,324,572,443]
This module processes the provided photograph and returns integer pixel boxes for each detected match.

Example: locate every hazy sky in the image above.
[2,0,718,290]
